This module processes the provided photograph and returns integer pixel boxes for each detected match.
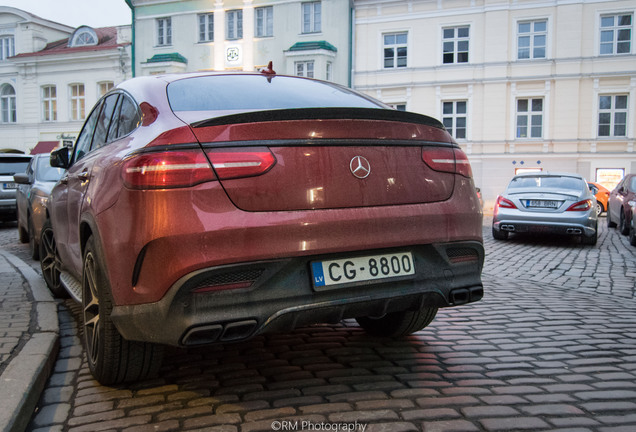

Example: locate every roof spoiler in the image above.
[191,107,446,130]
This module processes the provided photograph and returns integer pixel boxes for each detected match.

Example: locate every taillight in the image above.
[566,199,593,211]
[205,147,276,180]
[495,195,517,209]
[123,150,215,189]
[422,147,473,178]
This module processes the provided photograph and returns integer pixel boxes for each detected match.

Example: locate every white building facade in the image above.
[0,7,131,153]
[353,0,636,211]
[128,0,352,85]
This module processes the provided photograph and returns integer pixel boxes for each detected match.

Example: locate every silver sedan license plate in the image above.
[311,252,415,289]
[527,200,558,208]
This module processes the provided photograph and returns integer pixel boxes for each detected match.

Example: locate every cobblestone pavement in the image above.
[2,218,636,432]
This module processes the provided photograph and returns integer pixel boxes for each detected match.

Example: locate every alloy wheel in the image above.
[83,252,101,368]
[40,225,61,289]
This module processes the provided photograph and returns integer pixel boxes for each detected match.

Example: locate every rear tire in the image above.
[18,209,28,243]
[356,307,438,337]
[83,235,163,385]
[607,210,617,228]
[581,224,598,246]
[629,219,636,247]
[619,209,630,235]
[28,216,39,260]
[492,226,509,240]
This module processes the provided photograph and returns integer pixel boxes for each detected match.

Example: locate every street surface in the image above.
[1,218,635,432]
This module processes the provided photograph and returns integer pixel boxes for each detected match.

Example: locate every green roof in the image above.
[145,53,188,64]
[288,41,337,52]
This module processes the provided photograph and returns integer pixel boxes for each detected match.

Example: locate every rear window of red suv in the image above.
[166,74,384,113]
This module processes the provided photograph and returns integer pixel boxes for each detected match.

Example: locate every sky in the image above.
[3,0,132,28]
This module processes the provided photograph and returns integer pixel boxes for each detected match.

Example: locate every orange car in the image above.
[588,182,610,216]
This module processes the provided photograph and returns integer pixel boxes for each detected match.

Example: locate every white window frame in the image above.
[302,1,321,34]
[198,13,214,42]
[255,6,273,38]
[0,84,16,123]
[442,25,470,64]
[515,97,544,139]
[517,19,548,60]
[598,94,629,137]
[227,9,243,40]
[442,100,468,140]
[69,83,85,121]
[383,32,408,69]
[295,60,314,78]
[0,36,15,61]
[98,81,114,97]
[42,85,57,122]
[156,17,172,46]
[599,12,633,55]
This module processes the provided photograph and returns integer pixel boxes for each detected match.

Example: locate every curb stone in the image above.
[0,250,59,432]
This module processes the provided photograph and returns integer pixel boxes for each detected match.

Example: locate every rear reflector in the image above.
[122,149,216,189]
[205,147,276,180]
[422,147,473,178]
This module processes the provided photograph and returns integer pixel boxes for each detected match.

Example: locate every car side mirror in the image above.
[50,147,71,169]
[13,173,31,185]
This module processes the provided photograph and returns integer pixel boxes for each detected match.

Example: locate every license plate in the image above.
[3,182,16,190]
[526,200,559,208]
[311,252,415,289]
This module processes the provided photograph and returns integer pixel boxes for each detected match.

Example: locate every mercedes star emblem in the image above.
[350,156,371,179]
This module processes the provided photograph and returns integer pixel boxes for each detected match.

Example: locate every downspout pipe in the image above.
[124,0,136,77]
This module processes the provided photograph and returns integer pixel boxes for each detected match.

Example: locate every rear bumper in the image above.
[493,209,597,236]
[111,241,484,347]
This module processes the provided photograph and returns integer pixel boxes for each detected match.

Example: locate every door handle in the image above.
[77,171,90,182]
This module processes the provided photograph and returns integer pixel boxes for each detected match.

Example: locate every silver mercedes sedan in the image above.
[492,172,598,245]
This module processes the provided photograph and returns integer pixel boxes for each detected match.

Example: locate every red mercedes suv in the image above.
[40,72,484,384]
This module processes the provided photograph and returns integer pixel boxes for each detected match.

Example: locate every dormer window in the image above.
[68,26,98,47]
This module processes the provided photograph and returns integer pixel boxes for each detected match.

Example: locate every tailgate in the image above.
[186,109,459,212]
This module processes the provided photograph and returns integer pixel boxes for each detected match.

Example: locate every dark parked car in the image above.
[0,153,32,222]
[492,172,598,245]
[14,153,65,259]
[607,174,636,235]
[40,72,484,384]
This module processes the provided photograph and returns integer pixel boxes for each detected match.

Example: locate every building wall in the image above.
[0,7,132,153]
[131,0,351,85]
[354,0,636,213]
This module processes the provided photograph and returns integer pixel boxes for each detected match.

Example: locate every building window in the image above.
[383,32,407,69]
[68,27,98,47]
[0,84,16,123]
[69,83,85,121]
[157,17,172,46]
[98,82,114,96]
[389,103,407,111]
[326,61,332,81]
[600,13,632,55]
[518,20,547,59]
[227,9,243,40]
[302,1,321,34]
[442,101,467,140]
[42,86,57,122]
[255,7,273,38]
[295,61,314,78]
[598,94,628,137]
[443,26,469,64]
[0,36,14,60]
[198,13,214,42]
[516,98,543,138]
